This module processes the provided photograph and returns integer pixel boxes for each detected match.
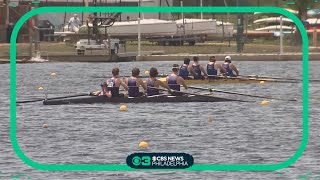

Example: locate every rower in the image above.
[179,57,195,80]
[146,67,170,96]
[166,64,188,96]
[206,56,226,79]
[125,67,147,97]
[222,56,239,77]
[101,68,128,97]
[190,56,208,80]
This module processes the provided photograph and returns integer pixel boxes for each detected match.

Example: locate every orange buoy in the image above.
[139,141,149,148]
[120,105,128,111]
[51,72,57,77]
[261,100,269,105]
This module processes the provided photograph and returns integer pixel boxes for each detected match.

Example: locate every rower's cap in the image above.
[225,56,231,60]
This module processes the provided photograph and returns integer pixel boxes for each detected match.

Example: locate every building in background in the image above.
[0,0,173,43]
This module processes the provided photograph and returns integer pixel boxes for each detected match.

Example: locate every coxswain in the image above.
[101,68,128,97]
[146,67,170,96]
[206,56,226,79]
[166,64,188,96]
[190,56,208,80]
[222,56,239,77]
[125,67,147,97]
[179,57,195,79]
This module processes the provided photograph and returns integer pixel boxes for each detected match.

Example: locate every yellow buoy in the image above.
[38,86,44,90]
[144,70,149,75]
[120,105,128,111]
[139,141,149,148]
[261,100,269,105]
[260,81,265,84]
[51,72,57,76]
[42,123,48,128]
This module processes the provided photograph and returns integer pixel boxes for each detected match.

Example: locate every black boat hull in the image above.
[43,95,238,105]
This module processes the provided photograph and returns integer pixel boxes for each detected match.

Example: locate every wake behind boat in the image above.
[42,94,241,105]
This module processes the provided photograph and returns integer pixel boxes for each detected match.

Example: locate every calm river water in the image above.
[0,61,319,179]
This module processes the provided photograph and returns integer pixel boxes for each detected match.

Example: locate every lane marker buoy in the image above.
[139,141,149,148]
[120,105,128,111]
[261,100,269,105]
[51,72,57,77]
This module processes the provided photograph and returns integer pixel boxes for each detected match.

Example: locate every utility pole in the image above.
[92,0,98,43]
[138,0,140,19]
[138,0,141,57]
[4,0,9,28]
[34,2,40,56]
[280,16,284,54]
[236,0,244,53]
[200,0,203,19]
[29,5,33,59]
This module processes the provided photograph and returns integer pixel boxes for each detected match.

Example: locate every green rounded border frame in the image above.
[10,6,309,171]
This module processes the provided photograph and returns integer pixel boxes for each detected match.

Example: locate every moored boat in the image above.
[43,94,240,105]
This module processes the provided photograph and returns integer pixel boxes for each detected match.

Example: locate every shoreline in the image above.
[136,53,316,61]
[0,52,318,63]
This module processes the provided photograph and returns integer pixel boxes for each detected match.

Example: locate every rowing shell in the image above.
[43,94,242,105]
[159,76,297,85]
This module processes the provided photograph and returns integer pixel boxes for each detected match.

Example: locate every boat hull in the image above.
[43,95,237,105]
[159,77,286,85]
[184,78,264,85]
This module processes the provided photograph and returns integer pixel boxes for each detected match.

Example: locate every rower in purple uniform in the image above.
[146,67,170,96]
[179,57,195,80]
[101,67,128,97]
[125,67,147,97]
[206,56,226,79]
[166,64,188,96]
[190,56,208,80]
[222,56,239,77]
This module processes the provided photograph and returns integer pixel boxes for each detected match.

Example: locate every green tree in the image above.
[292,0,315,44]
[294,0,314,20]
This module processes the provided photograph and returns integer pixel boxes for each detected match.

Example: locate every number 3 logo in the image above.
[141,156,151,166]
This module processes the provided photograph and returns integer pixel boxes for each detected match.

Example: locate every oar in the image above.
[241,75,320,83]
[147,87,250,102]
[188,86,297,102]
[16,93,91,104]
